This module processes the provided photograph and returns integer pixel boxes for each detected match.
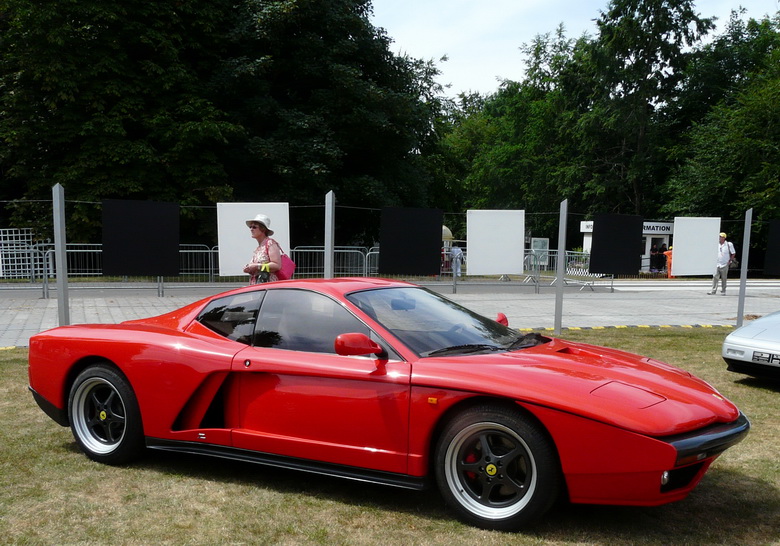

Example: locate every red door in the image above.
[231,346,411,473]
[228,288,412,474]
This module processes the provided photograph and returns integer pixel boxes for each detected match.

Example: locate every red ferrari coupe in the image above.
[28,278,749,530]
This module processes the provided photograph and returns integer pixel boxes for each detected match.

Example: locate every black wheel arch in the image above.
[427,396,562,478]
[67,360,145,464]
[61,356,126,426]
[430,395,570,529]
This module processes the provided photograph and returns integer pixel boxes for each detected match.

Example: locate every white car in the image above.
[723,310,780,378]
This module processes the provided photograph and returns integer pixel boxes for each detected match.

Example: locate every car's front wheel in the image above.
[434,404,561,531]
[68,364,144,464]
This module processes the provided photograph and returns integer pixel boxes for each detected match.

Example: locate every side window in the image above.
[196,291,265,345]
[254,289,369,353]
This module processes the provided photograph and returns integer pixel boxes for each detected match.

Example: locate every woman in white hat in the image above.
[243,214,282,284]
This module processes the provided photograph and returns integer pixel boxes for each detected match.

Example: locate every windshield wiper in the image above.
[506,332,546,351]
[424,344,501,357]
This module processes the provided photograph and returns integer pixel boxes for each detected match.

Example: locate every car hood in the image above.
[412,337,740,437]
[725,310,780,344]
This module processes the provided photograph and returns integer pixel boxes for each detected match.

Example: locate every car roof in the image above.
[124,278,417,332]
[232,277,416,298]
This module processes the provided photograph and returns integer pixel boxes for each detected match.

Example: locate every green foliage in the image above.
[664,11,780,130]
[208,0,443,244]
[663,48,780,243]
[0,0,443,245]
[2,0,779,250]
[658,11,780,244]
[575,0,714,216]
[0,0,241,241]
[440,1,779,248]
[594,0,713,101]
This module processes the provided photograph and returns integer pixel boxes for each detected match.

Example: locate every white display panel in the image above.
[670,217,720,276]
[466,210,525,276]
[217,203,291,277]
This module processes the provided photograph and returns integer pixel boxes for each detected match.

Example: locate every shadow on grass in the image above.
[735,376,780,392]
[89,444,779,542]
[538,468,780,542]
[135,448,450,519]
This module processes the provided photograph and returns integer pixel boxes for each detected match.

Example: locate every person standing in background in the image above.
[244,214,282,284]
[708,232,736,295]
[450,245,464,277]
[650,244,659,272]
[662,245,673,278]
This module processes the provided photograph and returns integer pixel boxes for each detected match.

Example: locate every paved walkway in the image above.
[2,279,779,348]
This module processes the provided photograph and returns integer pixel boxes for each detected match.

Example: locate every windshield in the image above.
[346,287,549,357]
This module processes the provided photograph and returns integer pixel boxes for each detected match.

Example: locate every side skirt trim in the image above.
[29,387,69,427]
[145,438,429,491]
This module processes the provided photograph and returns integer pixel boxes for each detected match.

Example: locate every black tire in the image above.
[68,364,144,465]
[434,404,561,531]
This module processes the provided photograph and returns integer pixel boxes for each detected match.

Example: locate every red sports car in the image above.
[28,278,749,530]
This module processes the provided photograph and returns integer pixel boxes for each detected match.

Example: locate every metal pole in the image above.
[42,251,50,300]
[52,183,70,325]
[209,246,216,283]
[736,208,752,328]
[324,191,335,279]
[534,251,540,294]
[451,253,460,294]
[554,200,567,335]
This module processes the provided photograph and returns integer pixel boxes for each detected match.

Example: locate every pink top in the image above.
[248,238,280,284]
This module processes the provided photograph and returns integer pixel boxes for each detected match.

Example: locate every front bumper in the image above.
[664,412,750,467]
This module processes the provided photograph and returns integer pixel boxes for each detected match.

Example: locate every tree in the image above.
[440,28,601,238]
[210,0,443,244]
[577,0,714,217]
[662,11,780,174]
[438,1,717,231]
[0,0,241,241]
[0,0,445,246]
[663,46,780,245]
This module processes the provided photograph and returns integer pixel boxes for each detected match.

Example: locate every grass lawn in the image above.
[1,328,779,544]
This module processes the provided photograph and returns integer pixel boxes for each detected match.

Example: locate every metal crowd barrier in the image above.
[1,244,616,297]
[290,246,370,278]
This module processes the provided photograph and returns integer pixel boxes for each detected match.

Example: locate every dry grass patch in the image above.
[2,328,779,544]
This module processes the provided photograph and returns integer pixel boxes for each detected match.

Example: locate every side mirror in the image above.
[496,313,509,326]
[335,333,384,356]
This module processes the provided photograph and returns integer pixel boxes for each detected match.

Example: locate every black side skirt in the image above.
[145,438,429,491]
[29,387,69,427]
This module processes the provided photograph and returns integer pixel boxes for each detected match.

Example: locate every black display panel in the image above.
[378,208,442,276]
[764,219,780,275]
[102,199,180,276]
[589,214,643,275]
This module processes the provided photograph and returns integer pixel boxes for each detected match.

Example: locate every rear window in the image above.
[196,291,265,344]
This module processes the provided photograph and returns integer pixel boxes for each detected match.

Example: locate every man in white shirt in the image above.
[708,232,736,295]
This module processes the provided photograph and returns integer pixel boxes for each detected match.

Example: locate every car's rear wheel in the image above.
[434,404,561,531]
[68,364,144,464]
